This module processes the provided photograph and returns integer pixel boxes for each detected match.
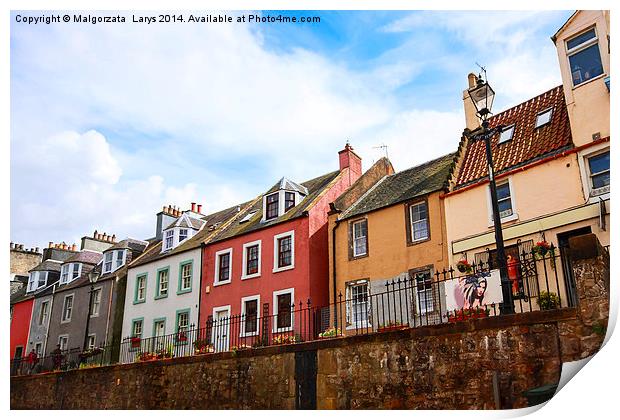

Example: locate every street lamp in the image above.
[83,269,100,351]
[467,73,515,315]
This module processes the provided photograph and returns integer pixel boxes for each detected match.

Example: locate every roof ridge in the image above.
[339,175,389,220]
[489,85,563,122]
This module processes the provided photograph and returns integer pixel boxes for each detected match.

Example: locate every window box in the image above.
[176,332,188,343]
[193,339,214,355]
[377,322,408,333]
[130,337,141,348]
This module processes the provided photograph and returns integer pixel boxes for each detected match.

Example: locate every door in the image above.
[295,350,317,409]
[153,320,166,352]
[212,308,230,352]
[11,346,24,375]
[558,227,592,307]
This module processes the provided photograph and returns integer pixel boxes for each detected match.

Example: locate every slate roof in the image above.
[105,238,149,253]
[164,214,205,230]
[265,177,309,195]
[63,250,103,265]
[29,259,63,273]
[128,202,253,268]
[454,85,573,188]
[211,170,341,243]
[339,153,456,221]
[52,263,100,294]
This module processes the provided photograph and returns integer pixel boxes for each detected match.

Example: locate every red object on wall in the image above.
[10,297,34,360]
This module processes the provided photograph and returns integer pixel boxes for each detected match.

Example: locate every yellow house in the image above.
[328,154,454,333]
[444,10,609,311]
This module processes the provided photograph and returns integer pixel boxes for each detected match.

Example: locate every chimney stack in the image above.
[338,142,362,184]
[191,202,196,212]
[112,234,116,242]
[197,204,202,214]
[463,73,480,131]
[71,244,77,251]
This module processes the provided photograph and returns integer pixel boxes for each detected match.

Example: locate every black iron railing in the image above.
[11,244,569,376]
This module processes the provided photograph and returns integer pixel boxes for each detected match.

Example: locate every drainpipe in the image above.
[331,218,341,324]
[103,276,115,346]
[197,243,204,328]
[43,282,57,356]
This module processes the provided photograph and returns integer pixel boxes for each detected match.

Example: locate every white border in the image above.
[241,239,262,280]
[214,248,233,286]
[240,294,261,337]
[272,287,294,332]
[273,230,295,273]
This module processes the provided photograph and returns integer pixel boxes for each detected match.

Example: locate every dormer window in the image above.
[102,249,126,274]
[27,271,48,292]
[60,263,82,284]
[266,194,279,220]
[164,230,174,250]
[535,108,553,128]
[285,192,296,212]
[179,228,188,242]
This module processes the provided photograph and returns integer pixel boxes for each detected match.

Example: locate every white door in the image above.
[213,308,230,352]
[153,320,166,351]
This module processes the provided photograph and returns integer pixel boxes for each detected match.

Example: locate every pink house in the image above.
[200,145,361,349]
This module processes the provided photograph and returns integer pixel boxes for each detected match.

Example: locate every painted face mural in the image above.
[453,271,491,309]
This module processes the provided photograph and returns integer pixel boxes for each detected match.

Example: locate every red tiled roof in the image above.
[454,85,572,187]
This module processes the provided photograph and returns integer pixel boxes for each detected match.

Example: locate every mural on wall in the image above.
[445,269,504,311]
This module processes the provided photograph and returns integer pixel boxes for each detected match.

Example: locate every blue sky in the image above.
[10,10,573,249]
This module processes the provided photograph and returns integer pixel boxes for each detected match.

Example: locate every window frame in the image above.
[534,107,553,129]
[103,252,114,273]
[349,218,369,259]
[241,240,262,280]
[407,200,430,244]
[272,288,294,332]
[412,268,435,314]
[214,248,233,286]
[60,294,74,323]
[58,335,69,351]
[566,26,604,87]
[498,124,515,144]
[60,264,70,283]
[273,230,295,272]
[155,266,170,299]
[265,193,279,220]
[87,334,96,350]
[38,299,51,326]
[345,279,371,330]
[133,273,148,304]
[90,287,102,317]
[487,177,518,225]
[163,229,174,251]
[586,149,610,196]
[240,295,261,337]
[177,259,194,294]
[175,308,191,345]
[131,318,144,338]
[284,192,296,212]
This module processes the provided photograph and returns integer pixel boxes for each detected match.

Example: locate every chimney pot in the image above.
[19,244,24,250]
[48,241,53,249]
[35,247,39,253]
[468,72,477,88]
[191,202,196,212]
[10,242,14,249]
[112,234,116,242]
[93,229,98,238]
[167,205,172,214]
[197,204,202,214]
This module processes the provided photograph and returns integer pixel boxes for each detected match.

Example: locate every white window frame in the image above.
[103,252,114,273]
[214,248,233,286]
[38,299,51,326]
[535,107,553,129]
[37,271,48,289]
[273,230,295,273]
[241,240,262,280]
[132,319,143,337]
[34,342,43,357]
[240,294,261,337]
[90,287,102,317]
[586,149,610,197]
[409,201,429,242]
[178,228,188,243]
[352,219,368,257]
[498,124,515,143]
[272,288,294,333]
[163,229,174,251]
[115,250,125,270]
[413,269,435,314]
[61,294,74,323]
[27,272,37,292]
[487,177,518,226]
[135,275,147,302]
[346,280,371,330]
[60,264,70,283]
[566,26,604,88]
[87,334,96,350]
[58,335,69,351]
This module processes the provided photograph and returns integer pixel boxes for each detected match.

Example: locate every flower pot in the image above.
[130,338,141,348]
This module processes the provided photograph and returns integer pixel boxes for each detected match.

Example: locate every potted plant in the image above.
[137,351,157,362]
[532,241,551,259]
[193,339,214,355]
[318,327,341,338]
[537,291,560,310]
[177,331,188,343]
[378,322,408,332]
[130,336,141,348]
[456,259,473,274]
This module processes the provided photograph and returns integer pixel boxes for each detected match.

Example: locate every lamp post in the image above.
[467,73,515,315]
[83,270,100,351]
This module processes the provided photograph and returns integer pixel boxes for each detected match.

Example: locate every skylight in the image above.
[239,211,257,224]
[535,108,553,128]
[498,125,515,143]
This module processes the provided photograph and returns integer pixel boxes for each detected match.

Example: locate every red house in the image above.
[200,144,362,349]
[10,296,34,362]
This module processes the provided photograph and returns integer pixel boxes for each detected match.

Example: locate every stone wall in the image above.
[10,246,42,276]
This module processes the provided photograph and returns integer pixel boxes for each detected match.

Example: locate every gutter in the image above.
[331,218,340,310]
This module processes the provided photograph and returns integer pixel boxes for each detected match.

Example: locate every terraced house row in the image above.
[10,11,609,371]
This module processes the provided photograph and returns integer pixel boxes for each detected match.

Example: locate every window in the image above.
[91,288,101,317]
[409,202,429,242]
[179,261,193,292]
[132,319,143,337]
[241,296,259,336]
[87,334,96,350]
[242,241,261,279]
[72,263,81,280]
[351,219,368,257]
[588,151,610,195]
[179,228,188,242]
[35,342,43,357]
[215,249,232,285]
[498,125,515,143]
[176,310,190,340]
[135,274,147,303]
[153,319,166,337]
[164,230,174,250]
[273,289,293,331]
[414,270,434,314]
[58,335,69,351]
[61,295,73,322]
[273,231,295,271]
[38,301,50,326]
[535,108,553,128]
[284,192,296,212]
[567,27,604,86]
[115,250,124,268]
[156,268,169,298]
[239,211,257,224]
[496,182,514,219]
[266,193,279,220]
[37,271,47,288]
[104,252,113,273]
[60,264,69,283]
[27,273,36,292]
[346,280,369,327]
